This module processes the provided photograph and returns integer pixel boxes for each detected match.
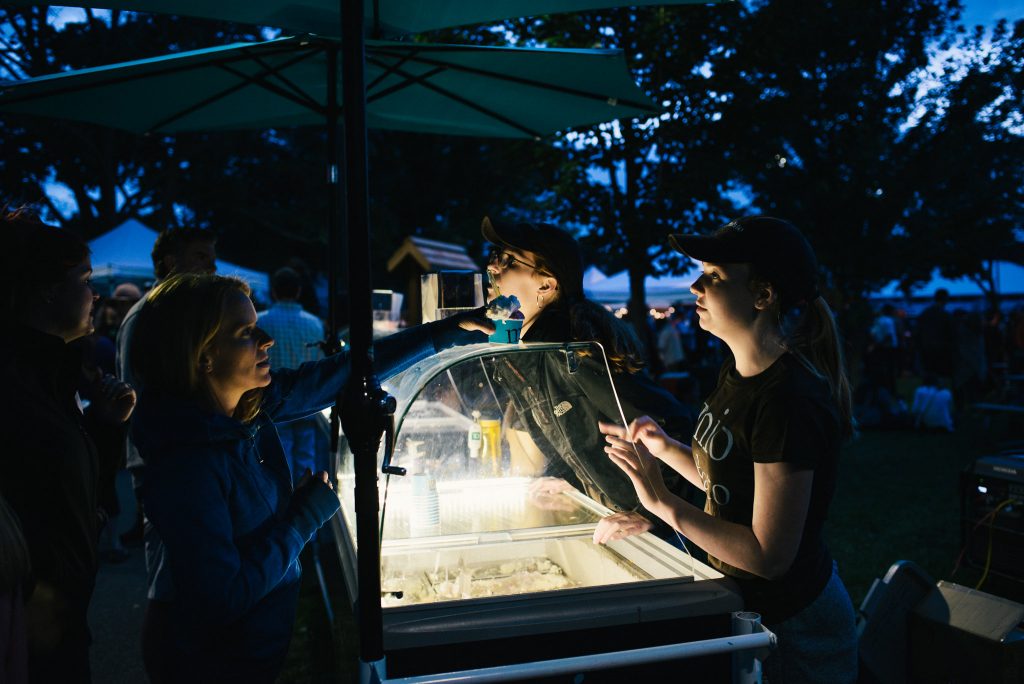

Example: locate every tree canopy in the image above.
[0,2,1020,316]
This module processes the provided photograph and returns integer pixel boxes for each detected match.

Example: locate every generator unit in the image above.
[961,453,1024,581]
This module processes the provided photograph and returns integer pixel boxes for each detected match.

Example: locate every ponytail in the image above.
[784,298,854,439]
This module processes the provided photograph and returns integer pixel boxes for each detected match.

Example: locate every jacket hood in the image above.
[133,389,261,456]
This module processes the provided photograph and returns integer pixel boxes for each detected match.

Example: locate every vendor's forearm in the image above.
[659,442,703,491]
[650,495,783,580]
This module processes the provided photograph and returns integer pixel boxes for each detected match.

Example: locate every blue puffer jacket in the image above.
[133,322,478,677]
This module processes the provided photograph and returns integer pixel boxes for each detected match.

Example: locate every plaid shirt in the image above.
[257,301,324,370]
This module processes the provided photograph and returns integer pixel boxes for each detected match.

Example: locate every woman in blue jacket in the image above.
[130,273,486,682]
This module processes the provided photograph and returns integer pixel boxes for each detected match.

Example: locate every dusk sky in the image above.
[961,0,1022,27]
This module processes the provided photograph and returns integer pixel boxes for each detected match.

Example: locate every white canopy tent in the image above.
[88,218,270,303]
[872,261,1024,301]
[584,261,699,308]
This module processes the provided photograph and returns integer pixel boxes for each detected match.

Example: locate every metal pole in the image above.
[339,0,389,670]
[731,611,764,684]
[326,43,340,354]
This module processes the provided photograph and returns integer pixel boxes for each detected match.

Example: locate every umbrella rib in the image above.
[366,49,419,93]
[216,61,326,115]
[367,65,446,102]
[247,53,324,112]
[370,47,655,112]
[147,49,325,132]
[0,42,309,108]
[365,55,541,138]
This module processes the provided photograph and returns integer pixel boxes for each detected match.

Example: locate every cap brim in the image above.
[482,216,526,252]
[668,233,736,263]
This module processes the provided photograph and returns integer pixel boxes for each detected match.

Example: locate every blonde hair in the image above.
[132,273,263,422]
[751,269,854,439]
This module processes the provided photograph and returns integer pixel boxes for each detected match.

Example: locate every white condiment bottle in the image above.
[468,410,483,463]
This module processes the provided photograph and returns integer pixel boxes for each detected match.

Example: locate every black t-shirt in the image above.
[691,352,841,623]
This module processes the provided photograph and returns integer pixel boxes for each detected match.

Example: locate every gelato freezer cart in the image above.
[330,342,751,681]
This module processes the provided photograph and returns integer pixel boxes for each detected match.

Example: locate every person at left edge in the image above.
[0,208,136,683]
[129,273,490,682]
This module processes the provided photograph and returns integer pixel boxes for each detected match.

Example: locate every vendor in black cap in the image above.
[600,216,857,683]
[482,216,694,541]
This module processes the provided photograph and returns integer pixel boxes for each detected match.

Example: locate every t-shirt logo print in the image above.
[694,403,734,506]
[694,404,734,461]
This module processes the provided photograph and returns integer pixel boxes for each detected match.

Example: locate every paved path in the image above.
[88,545,147,683]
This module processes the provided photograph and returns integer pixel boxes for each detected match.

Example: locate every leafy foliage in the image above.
[0,2,1020,314]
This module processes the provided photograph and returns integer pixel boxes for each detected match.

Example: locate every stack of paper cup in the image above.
[410,473,440,536]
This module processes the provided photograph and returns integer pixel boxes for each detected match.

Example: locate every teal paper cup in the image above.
[489,319,524,343]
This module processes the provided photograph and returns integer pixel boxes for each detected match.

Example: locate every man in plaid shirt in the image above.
[258,267,327,480]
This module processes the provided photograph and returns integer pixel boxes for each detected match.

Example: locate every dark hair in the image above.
[151,226,216,280]
[0,494,31,593]
[934,288,949,303]
[568,299,646,373]
[528,250,644,374]
[749,268,854,439]
[1,206,90,325]
[271,267,302,301]
[133,274,263,422]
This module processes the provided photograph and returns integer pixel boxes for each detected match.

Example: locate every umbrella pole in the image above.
[337,0,389,675]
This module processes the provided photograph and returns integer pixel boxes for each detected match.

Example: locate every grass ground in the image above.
[829,420,982,604]
[283,392,1024,682]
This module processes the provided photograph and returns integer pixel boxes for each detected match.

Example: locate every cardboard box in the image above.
[909,581,1024,683]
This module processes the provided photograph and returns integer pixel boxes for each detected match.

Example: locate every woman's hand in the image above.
[599,422,670,512]
[527,476,576,511]
[592,511,653,545]
[294,468,334,491]
[290,469,340,534]
[88,373,137,424]
[454,307,495,335]
[600,416,675,460]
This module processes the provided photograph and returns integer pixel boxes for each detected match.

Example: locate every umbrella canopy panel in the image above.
[25,0,727,38]
[0,36,658,137]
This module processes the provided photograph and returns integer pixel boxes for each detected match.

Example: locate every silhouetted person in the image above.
[0,209,135,683]
[916,288,955,379]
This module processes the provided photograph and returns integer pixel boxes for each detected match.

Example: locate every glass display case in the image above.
[330,341,742,669]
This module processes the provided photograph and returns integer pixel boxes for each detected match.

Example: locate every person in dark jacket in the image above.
[482,216,693,542]
[0,209,136,683]
[0,493,31,684]
[129,273,487,682]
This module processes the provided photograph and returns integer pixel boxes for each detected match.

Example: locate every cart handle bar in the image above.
[374,628,776,684]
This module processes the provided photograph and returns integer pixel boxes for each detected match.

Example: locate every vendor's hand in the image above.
[601,428,669,512]
[593,511,654,545]
[599,417,675,462]
[88,373,136,424]
[527,476,577,511]
[454,306,495,335]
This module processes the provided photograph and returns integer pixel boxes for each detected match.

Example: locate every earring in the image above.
[537,293,545,308]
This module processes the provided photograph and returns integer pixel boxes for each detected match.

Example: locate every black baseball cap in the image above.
[482,216,585,299]
[670,216,820,307]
